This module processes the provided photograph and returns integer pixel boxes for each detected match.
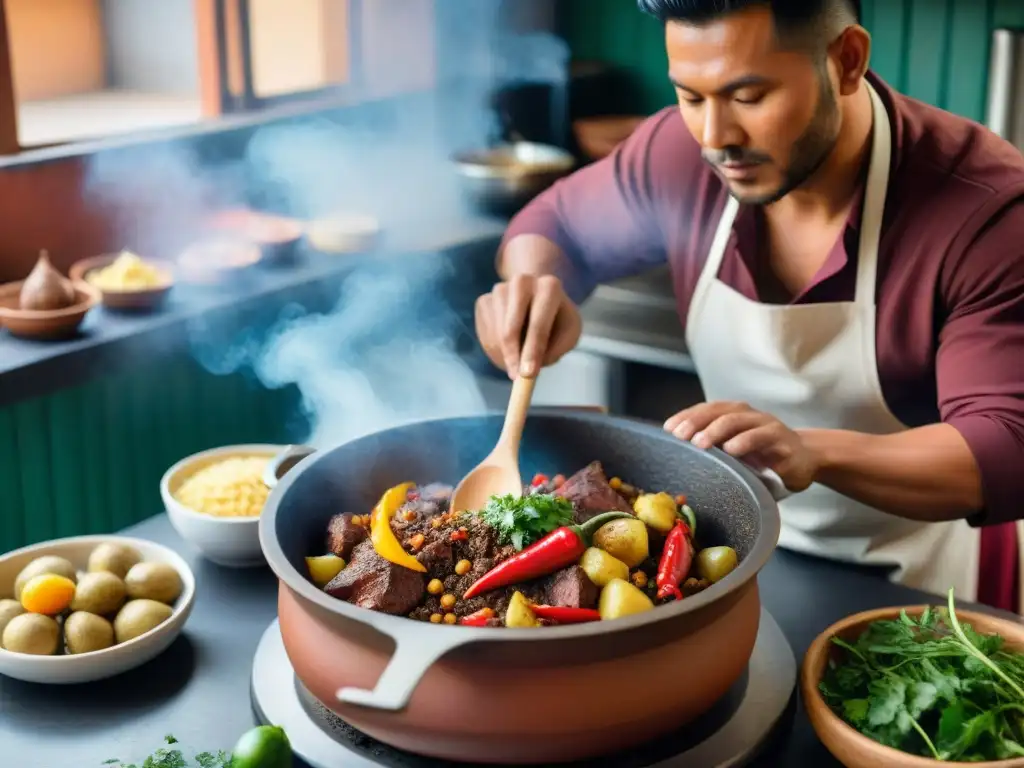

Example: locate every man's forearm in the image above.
[498,233,573,280]
[797,423,984,523]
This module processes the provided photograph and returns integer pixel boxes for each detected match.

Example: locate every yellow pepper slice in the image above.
[370,482,427,572]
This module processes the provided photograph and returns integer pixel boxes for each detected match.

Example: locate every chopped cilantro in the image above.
[104,735,233,768]
[477,492,575,550]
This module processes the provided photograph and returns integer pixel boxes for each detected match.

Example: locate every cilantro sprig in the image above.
[819,588,1024,762]
[477,492,575,550]
[103,735,232,768]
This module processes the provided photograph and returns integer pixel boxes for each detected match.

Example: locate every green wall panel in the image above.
[0,356,304,554]
[562,0,1020,121]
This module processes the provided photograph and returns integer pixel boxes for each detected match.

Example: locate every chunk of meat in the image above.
[326,513,368,560]
[542,566,599,609]
[324,540,425,615]
[555,461,633,523]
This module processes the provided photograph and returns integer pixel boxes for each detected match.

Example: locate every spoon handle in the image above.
[498,375,536,449]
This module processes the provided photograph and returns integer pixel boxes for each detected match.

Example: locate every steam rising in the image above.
[81,1,570,450]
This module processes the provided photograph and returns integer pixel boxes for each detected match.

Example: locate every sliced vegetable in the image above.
[505,591,540,627]
[579,547,629,587]
[460,608,495,626]
[305,554,345,587]
[592,517,649,568]
[598,578,654,620]
[633,492,678,533]
[463,511,633,599]
[678,503,697,535]
[530,605,601,624]
[696,546,738,584]
[655,520,693,600]
[369,482,427,573]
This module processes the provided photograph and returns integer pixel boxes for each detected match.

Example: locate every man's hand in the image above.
[475,274,582,379]
[664,401,820,492]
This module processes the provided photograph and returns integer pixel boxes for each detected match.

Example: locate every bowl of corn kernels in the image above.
[160,445,281,568]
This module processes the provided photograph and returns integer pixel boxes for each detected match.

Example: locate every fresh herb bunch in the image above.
[103,735,232,768]
[477,492,575,550]
[819,588,1024,762]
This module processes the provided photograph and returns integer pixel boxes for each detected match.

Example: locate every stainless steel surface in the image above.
[986,29,1024,149]
[250,607,797,768]
[452,141,575,214]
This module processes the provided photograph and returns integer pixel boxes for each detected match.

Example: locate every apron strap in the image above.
[854,82,893,306]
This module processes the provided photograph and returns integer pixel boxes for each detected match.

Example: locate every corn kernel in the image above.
[443,612,458,625]
[440,593,457,611]
[609,477,622,490]
[427,579,444,595]
[429,613,443,623]
[455,559,472,576]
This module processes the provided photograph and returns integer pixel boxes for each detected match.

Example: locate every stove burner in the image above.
[251,608,797,768]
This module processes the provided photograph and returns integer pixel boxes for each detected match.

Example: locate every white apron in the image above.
[684,82,983,604]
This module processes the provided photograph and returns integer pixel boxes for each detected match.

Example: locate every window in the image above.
[0,0,437,152]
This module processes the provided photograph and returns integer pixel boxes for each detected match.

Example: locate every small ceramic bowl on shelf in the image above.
[204,208,305,263]
[161,444,283,568]
[802,604,1024,768]
[0,534,195,684]
[0,280,99,340]
[70,253,175,312]
[176,238,263,286]
[306,212,381,254]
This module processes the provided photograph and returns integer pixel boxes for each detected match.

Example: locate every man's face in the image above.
[666,6,842,205]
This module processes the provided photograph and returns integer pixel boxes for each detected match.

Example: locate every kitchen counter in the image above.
[0,513,987,768]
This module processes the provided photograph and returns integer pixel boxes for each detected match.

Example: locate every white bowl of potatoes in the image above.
[161,444,282,568]
[0,535,195,684]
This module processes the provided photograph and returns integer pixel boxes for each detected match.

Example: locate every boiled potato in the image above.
[598,578,654,621]
[579,547,629,587]
[306,555,346,587]
[505,591,539,628]
[124,562,182,605]
[696,546,738,584]
[2,613,60,655]
[71,571,127,616]
[13,555,76,601]
[114,599,173,643]
[0,599,25,638]
[593,518,649,568]
[88,542,141,580]
[633,492,678,533]
[64,611,115,654]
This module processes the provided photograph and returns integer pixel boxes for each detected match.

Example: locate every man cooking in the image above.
[474,0,1024,613]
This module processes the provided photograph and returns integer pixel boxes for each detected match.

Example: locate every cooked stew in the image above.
[304,462,739,627]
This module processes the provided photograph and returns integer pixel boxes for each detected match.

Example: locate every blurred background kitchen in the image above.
[0,0,1021,554]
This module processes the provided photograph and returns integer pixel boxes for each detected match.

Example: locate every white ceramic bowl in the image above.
[161,444,282,568]
[0,535,195,684]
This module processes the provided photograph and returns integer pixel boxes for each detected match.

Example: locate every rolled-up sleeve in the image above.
[936,197,1024,526]
[501,108,687,303]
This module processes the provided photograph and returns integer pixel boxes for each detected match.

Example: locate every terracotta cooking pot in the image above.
[259,411,782,764]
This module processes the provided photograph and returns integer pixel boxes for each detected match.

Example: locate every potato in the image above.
[2,613,60,655]
[114,599,173,643]
[306,555,346,587]
[13,555,77,601]
[598,578,654,621]
[579,547,629,587]
[697,546,739,584]
[505,591,539,628]
[88,542,141,580]
[64,611,115,654]
[124,562,182,605]
[593,518,649,568]
[71,571,127,616]
[633,492,679,533]
[0,599,25,639]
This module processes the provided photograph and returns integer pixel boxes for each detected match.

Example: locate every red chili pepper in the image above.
[552,474,566,488]
[529,605,601,624]
[656,520,693,601]
[459,608,495,626]
[463,511,633,599]
[531,473,549,487]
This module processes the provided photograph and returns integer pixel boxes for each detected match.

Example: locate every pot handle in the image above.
[263,444,316,489]
[336,625,478,711]
[747,465,792,503]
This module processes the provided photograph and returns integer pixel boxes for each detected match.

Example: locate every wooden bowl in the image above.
[177,239,263,285]
[70,254,174,312]
[802,605,1024,768]
[573,116,645,161]
[0,280,99,340]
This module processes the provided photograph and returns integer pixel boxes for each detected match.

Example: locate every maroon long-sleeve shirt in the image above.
[505,73,1024,547]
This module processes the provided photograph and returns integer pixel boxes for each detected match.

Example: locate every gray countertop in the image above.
[0,513,973,768]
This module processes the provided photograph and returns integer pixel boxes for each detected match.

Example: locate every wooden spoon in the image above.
[449,375,537,516]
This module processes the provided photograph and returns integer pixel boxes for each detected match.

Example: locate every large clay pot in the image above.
[260,411,781,764]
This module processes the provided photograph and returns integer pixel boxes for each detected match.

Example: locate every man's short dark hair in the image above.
[638,0,860,55]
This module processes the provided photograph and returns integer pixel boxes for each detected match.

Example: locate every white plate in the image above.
[0,535,195,684]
